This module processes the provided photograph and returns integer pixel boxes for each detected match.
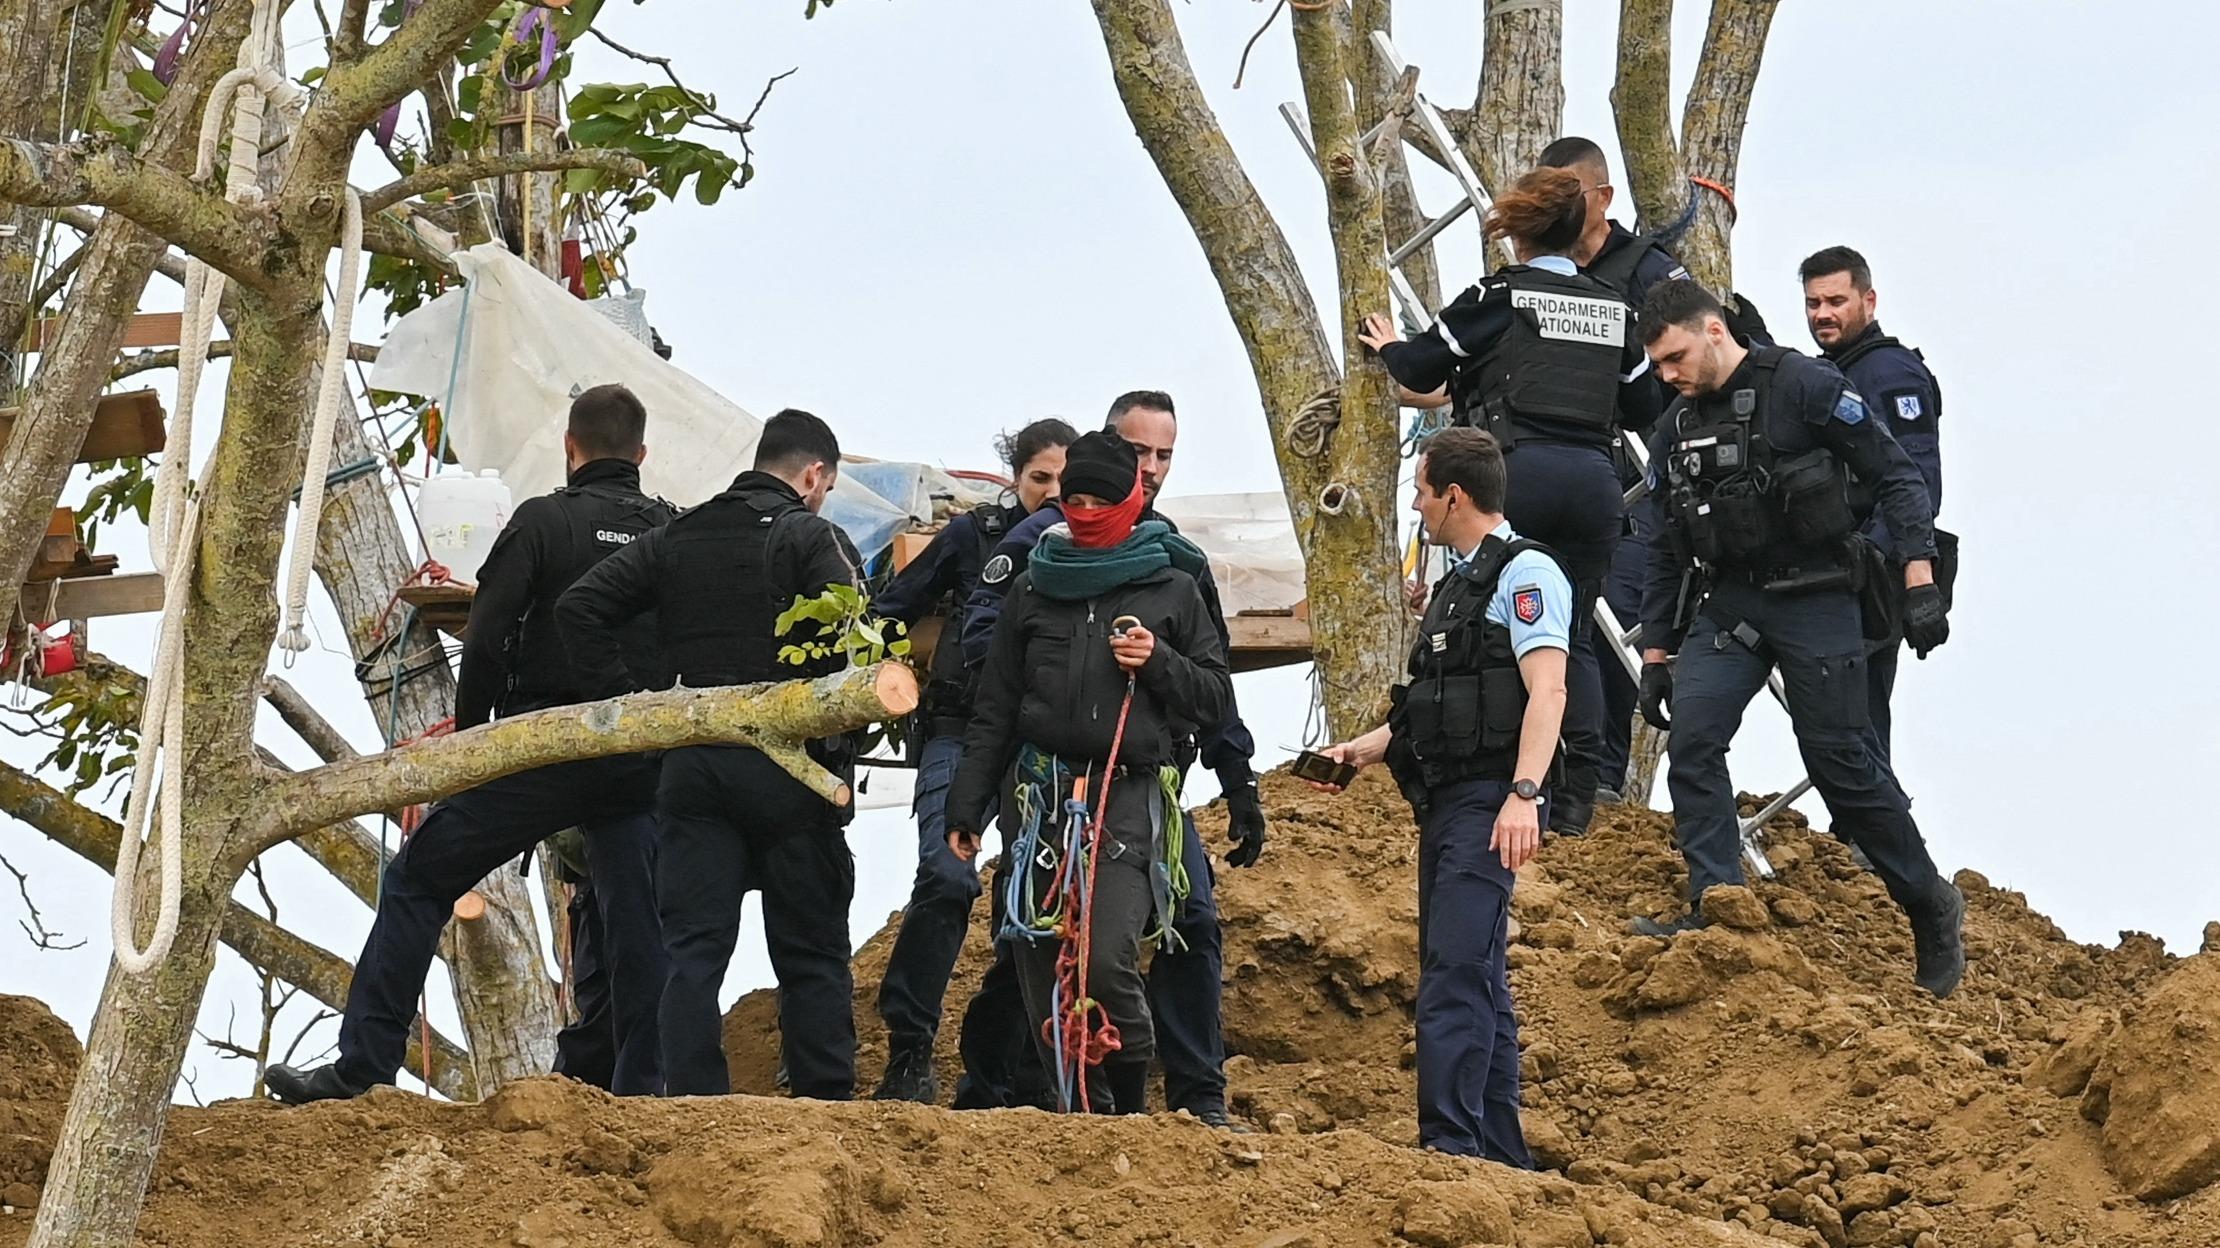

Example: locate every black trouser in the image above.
[875,732,983,1049]
[1665,581,1945,918]
[334,755,665,1095]
[952,851,1050,1110]
[657,744,855,1099]
[1596,497,1656,795]
[1866,635,1902,769]
[1503,440,1623,821]
[552,878,617,1090]
[1008,772,1157,1113]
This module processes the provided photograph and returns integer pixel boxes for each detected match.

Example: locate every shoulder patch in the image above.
[1665,264,1691,282]
[1513,584,1545,625]
[1893,393,1924,421]
[980,553,1014,585]
[1832,389,1868,425]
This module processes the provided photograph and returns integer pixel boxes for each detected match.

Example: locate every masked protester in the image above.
[943,432,1231,1116]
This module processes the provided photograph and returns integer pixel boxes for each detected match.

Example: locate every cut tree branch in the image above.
[112,338,379,381]
[361,149,648,216]
[0,757,473,1098]
[256,662,920,858]
[0,139,273,291]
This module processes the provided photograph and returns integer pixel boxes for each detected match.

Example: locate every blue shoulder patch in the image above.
[1832,389,1868,426]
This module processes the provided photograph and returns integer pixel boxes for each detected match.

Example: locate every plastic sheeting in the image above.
[1156,491,1306,615]
[367,244,914,558]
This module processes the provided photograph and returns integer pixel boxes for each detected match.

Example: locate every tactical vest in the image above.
[1387,534,1562,802]
[501,471,673,715]
[1660,347,1862,576]
[921,503,1013,727]
[1584,232,1671,300]
[655,481,808,687]
[1453,265,1632,449]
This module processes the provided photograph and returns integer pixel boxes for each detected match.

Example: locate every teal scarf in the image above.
[1028,520,1209,601]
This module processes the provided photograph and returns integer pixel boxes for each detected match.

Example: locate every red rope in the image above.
[1046,675,1138,1111]
[1689,175,1738,223]
[374,558,454,641]
[395,716,456,834]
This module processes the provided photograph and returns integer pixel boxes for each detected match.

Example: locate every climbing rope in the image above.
[277,187,365,657]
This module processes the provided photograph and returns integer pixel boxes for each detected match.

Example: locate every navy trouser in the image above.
[875,733,985,1048]
[957,809,1224,1113]
[1503,441,1623,815]
[1415,778,1535,1166]
[1866,636,1902,769]
[553,878,617,1090]
[1595,502,1655,795]
[1665,582,1944,915]
[657,744,855,1099]
[336,755,665,1095]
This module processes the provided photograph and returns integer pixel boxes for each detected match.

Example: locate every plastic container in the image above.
[419,468,513,585]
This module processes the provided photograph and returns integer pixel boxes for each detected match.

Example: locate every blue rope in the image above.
[1650,181,1706,251]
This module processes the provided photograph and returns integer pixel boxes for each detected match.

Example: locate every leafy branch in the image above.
[775,583,911,668]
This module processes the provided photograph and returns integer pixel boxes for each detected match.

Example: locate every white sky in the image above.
[4,0,2216,1102]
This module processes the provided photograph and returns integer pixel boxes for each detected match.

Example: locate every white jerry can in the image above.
[419,468,513,585]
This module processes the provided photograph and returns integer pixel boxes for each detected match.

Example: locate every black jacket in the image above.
[871,502,1022,732]
[453,458,673,730]
[946,565,1232,835]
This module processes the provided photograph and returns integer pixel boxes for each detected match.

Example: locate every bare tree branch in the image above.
[112,338,379,382]
[262,673,361,762]
[309,0,505,146]
[582,26,783,137]
[257,662,921,858]
[360,207,459,271]
[360,148,648,216]
[0,756,474,1098]
[335,0,373,61]
[0,848,86,950]
[0,139,273,290]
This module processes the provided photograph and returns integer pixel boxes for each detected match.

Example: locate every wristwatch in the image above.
[1510,779,1542,802]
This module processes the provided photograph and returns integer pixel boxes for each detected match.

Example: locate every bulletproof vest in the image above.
[502,470,673,715]
[1830,330,1943,424]
[1660,347,1862,575]
[655,481,807,687]
[1584,232,1670,300]
[922,503,1014,724]
[1453,266,1632,449]
[1386,534,1560,797]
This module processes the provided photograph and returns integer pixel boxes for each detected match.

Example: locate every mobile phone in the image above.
[1110,615,1142,639]
[1291,749,1358,789]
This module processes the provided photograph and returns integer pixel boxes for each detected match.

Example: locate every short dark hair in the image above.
[1418,427,1508,513]
[1105,390,1176,431]
[567,383,647,460]
[754,408,841,475]
[1537,136,1610,179]
[996,417,1078,475]
[1638,279,1727,346]
[1798,245,1872,292]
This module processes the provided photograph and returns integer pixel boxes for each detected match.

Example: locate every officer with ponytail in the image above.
[1358,166,1660,840]
[1631,280,1962,998]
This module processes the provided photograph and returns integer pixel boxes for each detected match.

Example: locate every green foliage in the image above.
[569,82,751,204]
[33,666,141,798]
[76,457,155,550]
[774,584,911,669]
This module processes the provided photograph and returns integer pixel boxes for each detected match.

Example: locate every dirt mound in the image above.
[726,768,2220,1247]
[2,1074,1791,1248]
[0,994,82,1212]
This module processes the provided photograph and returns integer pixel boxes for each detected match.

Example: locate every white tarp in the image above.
[1157,491,1306,615]
[367,244,914,556]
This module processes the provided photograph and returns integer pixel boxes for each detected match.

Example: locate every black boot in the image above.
[1548,790,1596,839]
[1629,912,1703,939]
[873,1038,938,1103]
[1910,881,1966,999]
[1107,1060,1150,1116]
[266,1063,373,1106]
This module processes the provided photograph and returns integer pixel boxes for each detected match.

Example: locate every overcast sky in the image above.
[5,1,2215,1102]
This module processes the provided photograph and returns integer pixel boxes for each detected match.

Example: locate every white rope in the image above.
[277,187,364,657]
[113,0,292,973]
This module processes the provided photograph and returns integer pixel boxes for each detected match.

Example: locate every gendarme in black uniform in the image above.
[1375,256,1659,838]
[1638,341,1965,996]
[270,458,674,1104]
[558,469,864,1098]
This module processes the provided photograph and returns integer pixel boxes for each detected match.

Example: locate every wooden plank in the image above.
[0,389,169,464]
[30,311,183,351]
[892,531,937,572]
[395,583,476,639]
[23,573,166,620]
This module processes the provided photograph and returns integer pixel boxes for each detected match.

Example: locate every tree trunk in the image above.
[1350,0,1441,314]
[1089,0,1397,736]
[1673,0,1777,290]
[1457,0,1565,202]
[0,0,252,633]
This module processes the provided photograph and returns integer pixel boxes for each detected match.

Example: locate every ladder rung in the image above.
[1388,198,1476,266]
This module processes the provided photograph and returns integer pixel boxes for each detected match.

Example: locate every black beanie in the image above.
[1058,431,1139,504]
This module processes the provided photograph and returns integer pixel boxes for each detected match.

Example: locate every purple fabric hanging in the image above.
[501,7,560,92]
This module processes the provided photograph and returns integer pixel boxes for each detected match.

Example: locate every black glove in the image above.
[1638,661,1674,730]
[1221,770,1267,869]
[1902,582,1949,659]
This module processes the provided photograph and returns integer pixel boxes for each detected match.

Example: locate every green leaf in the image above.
[564,166,605,194]
[694,174,725,206]
[125,68,168,104]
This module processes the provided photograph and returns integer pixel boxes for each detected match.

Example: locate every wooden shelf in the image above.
[0,389,169,464]
[394,582,477,638]
[30,311,184,352]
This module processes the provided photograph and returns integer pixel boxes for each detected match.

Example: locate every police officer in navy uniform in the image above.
[1310,427,1568,1163]
[558,409,866,1098]
[1631,281,1962,997]
[1801,246,1945,765]
[866,418,1076,1102]
[1360,167,1660,842]
[951,390,1262,1126]
[269,384,675,1104]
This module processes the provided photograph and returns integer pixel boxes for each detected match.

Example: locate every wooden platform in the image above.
[0,389,169,464]
[396,581,1313,670]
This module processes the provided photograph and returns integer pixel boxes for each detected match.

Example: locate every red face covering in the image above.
[1062,468,1146,549]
